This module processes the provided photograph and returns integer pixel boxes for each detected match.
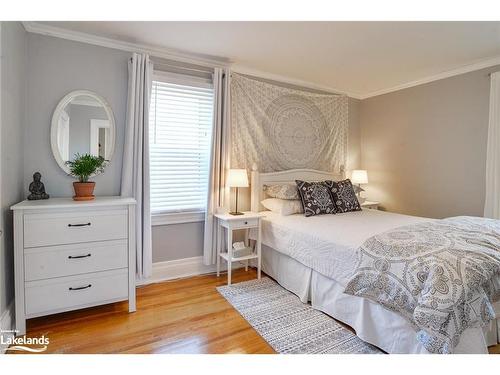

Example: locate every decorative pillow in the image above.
[324,179,362,213]
[295,180,337,217]
[261,198,304,216]
[263,184,300,200]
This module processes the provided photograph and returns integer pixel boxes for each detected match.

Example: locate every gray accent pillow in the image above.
[263,184,300,200]
[295,180,337,217]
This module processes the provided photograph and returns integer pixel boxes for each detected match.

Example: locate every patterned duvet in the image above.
[344,216,500,354]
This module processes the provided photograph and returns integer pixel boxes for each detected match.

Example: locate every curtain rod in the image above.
[153,61,214,75]
[129,56,217,74]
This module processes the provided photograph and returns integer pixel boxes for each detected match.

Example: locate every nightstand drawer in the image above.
[229,218,258,229]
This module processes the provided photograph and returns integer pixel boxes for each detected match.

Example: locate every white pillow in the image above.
[261,198,304,216]
[263,184,300,200]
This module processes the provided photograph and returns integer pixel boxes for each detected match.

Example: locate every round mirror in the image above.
[50,90,116,175]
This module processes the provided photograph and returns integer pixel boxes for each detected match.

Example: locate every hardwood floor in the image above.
[11,268,500,354]
[16,269,274,354]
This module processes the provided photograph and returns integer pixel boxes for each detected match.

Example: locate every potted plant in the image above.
[66,153,108,201]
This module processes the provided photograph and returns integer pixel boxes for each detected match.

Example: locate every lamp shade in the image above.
[351,170,368,184]
[227,169,249,188]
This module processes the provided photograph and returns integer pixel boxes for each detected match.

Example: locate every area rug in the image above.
[217,277,382,354]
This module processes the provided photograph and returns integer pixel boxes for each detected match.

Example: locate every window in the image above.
[149,73,214,224]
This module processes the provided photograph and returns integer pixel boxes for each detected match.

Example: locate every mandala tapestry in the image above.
[230,74,348,172]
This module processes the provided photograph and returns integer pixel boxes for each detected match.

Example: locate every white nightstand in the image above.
[214,212,263,285]
[361,201,380,210]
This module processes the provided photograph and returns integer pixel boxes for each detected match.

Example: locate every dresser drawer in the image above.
[25,269,128,317]
[24,209,128,248]
[24,240,128,281]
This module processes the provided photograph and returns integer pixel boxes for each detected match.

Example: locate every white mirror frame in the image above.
[50,90,116,175]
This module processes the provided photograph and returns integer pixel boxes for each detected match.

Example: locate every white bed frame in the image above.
[250,166,344,212]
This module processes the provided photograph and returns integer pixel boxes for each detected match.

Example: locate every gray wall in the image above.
[152,222,204,262]
[25,33,129,197]
[360,66,495,218]
[1,22,26,316]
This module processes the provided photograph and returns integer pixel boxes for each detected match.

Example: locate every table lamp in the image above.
[227,169,249,215]
[351,170,368,201]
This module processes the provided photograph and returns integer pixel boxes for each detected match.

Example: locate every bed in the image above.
[249,167,500,354]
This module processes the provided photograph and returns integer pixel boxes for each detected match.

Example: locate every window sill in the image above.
[151,211,205,226]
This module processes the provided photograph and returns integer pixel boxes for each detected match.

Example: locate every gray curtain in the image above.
[203,68,231,265]
[121,53,153,279]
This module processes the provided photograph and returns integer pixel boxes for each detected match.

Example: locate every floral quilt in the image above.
[344,216,500,353]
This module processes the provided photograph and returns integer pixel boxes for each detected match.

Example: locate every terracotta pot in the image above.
[73,182,95,201]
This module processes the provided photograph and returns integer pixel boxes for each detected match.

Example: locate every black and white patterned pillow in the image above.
[295,180,337,217]
[263,184,300,200]
[324,179,362,213]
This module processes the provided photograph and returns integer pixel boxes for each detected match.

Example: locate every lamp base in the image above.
[229,211,244,216]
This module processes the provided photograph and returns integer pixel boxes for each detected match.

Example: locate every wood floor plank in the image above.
[9,268,499,354]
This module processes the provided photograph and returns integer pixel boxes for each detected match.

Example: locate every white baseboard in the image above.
[137,256,244,286]
[0,302,15,354]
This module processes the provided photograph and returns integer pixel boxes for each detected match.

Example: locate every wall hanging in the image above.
[230,73,348,173]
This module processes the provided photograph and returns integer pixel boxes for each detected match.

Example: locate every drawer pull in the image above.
[69,284,92,291]
[68,254,91,259]
[244,221,248,225]
[67,222,91,227]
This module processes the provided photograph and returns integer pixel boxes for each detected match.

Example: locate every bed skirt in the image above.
[260,244,498,354]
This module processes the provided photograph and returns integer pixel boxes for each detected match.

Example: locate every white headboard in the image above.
[250,166,345,212]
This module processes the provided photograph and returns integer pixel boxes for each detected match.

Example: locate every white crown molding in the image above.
[232,65,364,99]
[360,55,500,99]
[22,21,230,69]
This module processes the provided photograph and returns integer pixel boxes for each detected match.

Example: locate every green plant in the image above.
[66,153,108,182]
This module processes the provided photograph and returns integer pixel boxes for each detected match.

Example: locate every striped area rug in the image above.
[217,277,381,354]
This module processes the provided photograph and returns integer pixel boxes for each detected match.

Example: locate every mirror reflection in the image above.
[55,94,113,162]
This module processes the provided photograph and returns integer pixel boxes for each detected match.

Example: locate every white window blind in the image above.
[149,75,214,215]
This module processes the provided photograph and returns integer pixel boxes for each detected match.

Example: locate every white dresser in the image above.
[10,197,136,335]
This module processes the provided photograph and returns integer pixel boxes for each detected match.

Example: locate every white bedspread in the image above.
[253,209,431,285]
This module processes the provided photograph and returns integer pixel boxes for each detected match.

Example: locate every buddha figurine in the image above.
[27,172,50,200]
